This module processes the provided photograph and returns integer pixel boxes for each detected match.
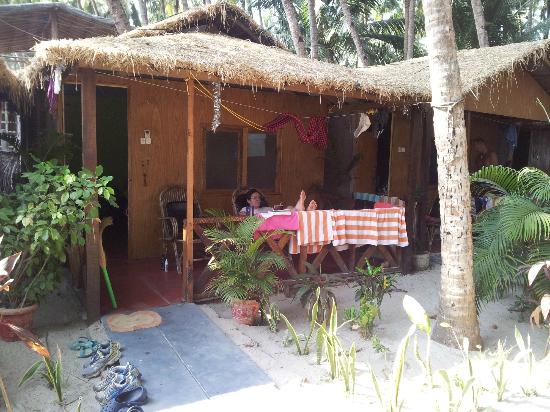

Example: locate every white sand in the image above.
[201,265,550,411]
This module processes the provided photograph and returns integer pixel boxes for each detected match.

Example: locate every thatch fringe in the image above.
[357,39,550,100]
[0,58,28,111]
[120,1,282,48]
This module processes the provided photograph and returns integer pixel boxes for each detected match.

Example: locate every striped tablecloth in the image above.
[332,208,408,247]
[288,208,408,254]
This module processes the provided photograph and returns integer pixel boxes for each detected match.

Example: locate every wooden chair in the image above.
[159,186,202,274]
[231,187,268,215]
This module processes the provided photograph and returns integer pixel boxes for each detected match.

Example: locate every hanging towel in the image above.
[353,113,371,138]
[264,113,328,150]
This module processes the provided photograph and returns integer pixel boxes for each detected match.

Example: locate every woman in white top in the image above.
[239,189,317,216]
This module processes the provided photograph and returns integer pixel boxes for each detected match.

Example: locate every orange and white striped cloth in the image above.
[288,210,334,255]
[332,207,408,247]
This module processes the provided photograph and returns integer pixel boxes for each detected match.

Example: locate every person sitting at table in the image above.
[239,189,317,216]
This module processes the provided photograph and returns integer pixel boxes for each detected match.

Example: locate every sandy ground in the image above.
[2,265,550,411]
[202,263,550,411]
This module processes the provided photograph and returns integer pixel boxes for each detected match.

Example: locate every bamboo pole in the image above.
[184,79,195,302]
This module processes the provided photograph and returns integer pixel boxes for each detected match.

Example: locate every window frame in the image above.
[202,125,281,194]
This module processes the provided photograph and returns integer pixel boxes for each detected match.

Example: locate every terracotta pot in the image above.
[0,304,38,342]
[231,300,259,326]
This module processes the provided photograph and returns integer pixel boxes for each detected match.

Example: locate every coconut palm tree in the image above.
[308,0,319,59]
[470,0,489,47]
[471,166,550,306]
[403,0,415,59]
[105,0,131,33]
[421,0,482,348]
[338,0,369,66]
[281,0,307,56]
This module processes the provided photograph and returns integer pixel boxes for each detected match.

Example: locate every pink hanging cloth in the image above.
[263,113,328,151]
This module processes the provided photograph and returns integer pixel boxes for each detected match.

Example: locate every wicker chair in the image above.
[159,185,202,274]
[231,187,269,215]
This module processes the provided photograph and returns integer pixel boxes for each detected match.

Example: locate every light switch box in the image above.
[140,137,146,145]
[398,146,406,153]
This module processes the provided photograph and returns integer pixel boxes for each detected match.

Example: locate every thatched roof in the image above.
[357,39,550,100]
[24,31,370,97]
[121,2,281,48]
[0,58,26,110]
[0,3,115,53]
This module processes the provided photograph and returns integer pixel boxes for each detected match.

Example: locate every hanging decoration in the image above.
[353,113,371,138]
[211,82,221,132]
[47,65,63,116]
[264,113,328,151]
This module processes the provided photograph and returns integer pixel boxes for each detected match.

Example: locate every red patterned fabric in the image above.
[264,113,327,150]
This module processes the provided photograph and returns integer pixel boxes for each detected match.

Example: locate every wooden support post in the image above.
[184,79,195,302]
[81,69,100,322]
[50,11,59,40]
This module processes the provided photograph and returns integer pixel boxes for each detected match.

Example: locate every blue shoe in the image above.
[97,374,142,405]
[83,342,121,379]
[93,363,141,392]
[100,386,147,412]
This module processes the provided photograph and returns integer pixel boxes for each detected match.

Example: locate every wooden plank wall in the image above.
[387,111,411,200]
[465,69,550,121]
[80,76,329,259]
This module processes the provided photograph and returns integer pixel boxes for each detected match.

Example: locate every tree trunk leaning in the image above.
[406,0,416,59]
[281,0,307,57]
[470,0,489,47]
[308,0,319,59]
[339,0,368,67]
[403,0,410,59]
[421,0,482,348]
[105,0,131,33]
[136,0,149,26]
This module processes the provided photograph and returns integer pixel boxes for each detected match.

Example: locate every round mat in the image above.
[106,310,162,332]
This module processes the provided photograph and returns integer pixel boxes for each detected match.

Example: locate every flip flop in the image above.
[69,337,91,351]
[70,337,99,355]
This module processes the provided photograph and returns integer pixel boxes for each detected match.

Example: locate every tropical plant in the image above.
[205,215,284,305]
[471,165,550,308]
[0,160,116,308]
[280,287,320,355]
[293,262,336,322]
[355,260,397,310]
[19,346,64,404]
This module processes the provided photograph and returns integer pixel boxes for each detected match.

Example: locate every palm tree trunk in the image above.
[308,0,319,60]
[339,0,368,67]
[258,4,264,28]
[105,0,131,33]
[180,0,189,12]
[135,0,149,25]
[470,0,489,47]
[406,0,416,59]
[89,0,99,15]
[421,0,482,348]
[403,0,410,59]
[281,0,307,57]
[159,0,166,19]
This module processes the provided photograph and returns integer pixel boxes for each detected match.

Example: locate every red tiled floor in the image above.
[100,256,183,315]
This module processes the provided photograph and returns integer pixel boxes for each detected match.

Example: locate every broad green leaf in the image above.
[403,295,431,334]
[18,360,43,387]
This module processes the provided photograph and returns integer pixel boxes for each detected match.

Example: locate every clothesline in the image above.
[89,70,379,121]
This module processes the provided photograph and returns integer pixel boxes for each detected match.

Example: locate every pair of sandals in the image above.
[69,336,101,358]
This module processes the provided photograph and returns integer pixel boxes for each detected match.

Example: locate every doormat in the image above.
[106,310,162,332]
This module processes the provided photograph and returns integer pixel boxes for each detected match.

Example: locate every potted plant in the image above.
[0,160,115,341]
[205,215,284,325]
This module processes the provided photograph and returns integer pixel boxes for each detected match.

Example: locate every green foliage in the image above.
[371,334,390,356]
[293,262,336,323]
[471,166,550,308]
[355,260,397,312]
[262,302,281,332]
[19,347,64,404]
[491,340,510,402]
[0,161,116,308]
[205,215,284,304]
[280,287,320,355]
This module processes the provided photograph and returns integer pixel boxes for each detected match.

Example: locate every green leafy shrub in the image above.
[0,161,116,308]
[471,165,550,308]
[205,215,284,304]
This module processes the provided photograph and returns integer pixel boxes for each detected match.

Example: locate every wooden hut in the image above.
[22,2,404,320]
[356,39,550,253]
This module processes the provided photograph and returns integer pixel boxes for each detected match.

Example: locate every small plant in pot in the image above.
[205,215,284,325]
[0,160,116,341]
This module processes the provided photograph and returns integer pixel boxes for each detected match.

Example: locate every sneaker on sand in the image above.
[83,342,121,379]
[96,374,141,405]
[93,363,141,392]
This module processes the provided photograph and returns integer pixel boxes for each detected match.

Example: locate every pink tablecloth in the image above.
[255,212,299,239]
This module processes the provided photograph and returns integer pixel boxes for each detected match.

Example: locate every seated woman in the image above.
[239,189,317,216]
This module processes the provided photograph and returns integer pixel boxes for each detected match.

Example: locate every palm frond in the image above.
[471,165,519,197]
[518,168,550,204]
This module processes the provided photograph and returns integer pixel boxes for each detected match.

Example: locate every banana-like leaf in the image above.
[1,323,50,358]
[18,360,42,387]
[280,313,302,355]
[403,295,431,334]
[0,251,21,278]
[541,294,550,320]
